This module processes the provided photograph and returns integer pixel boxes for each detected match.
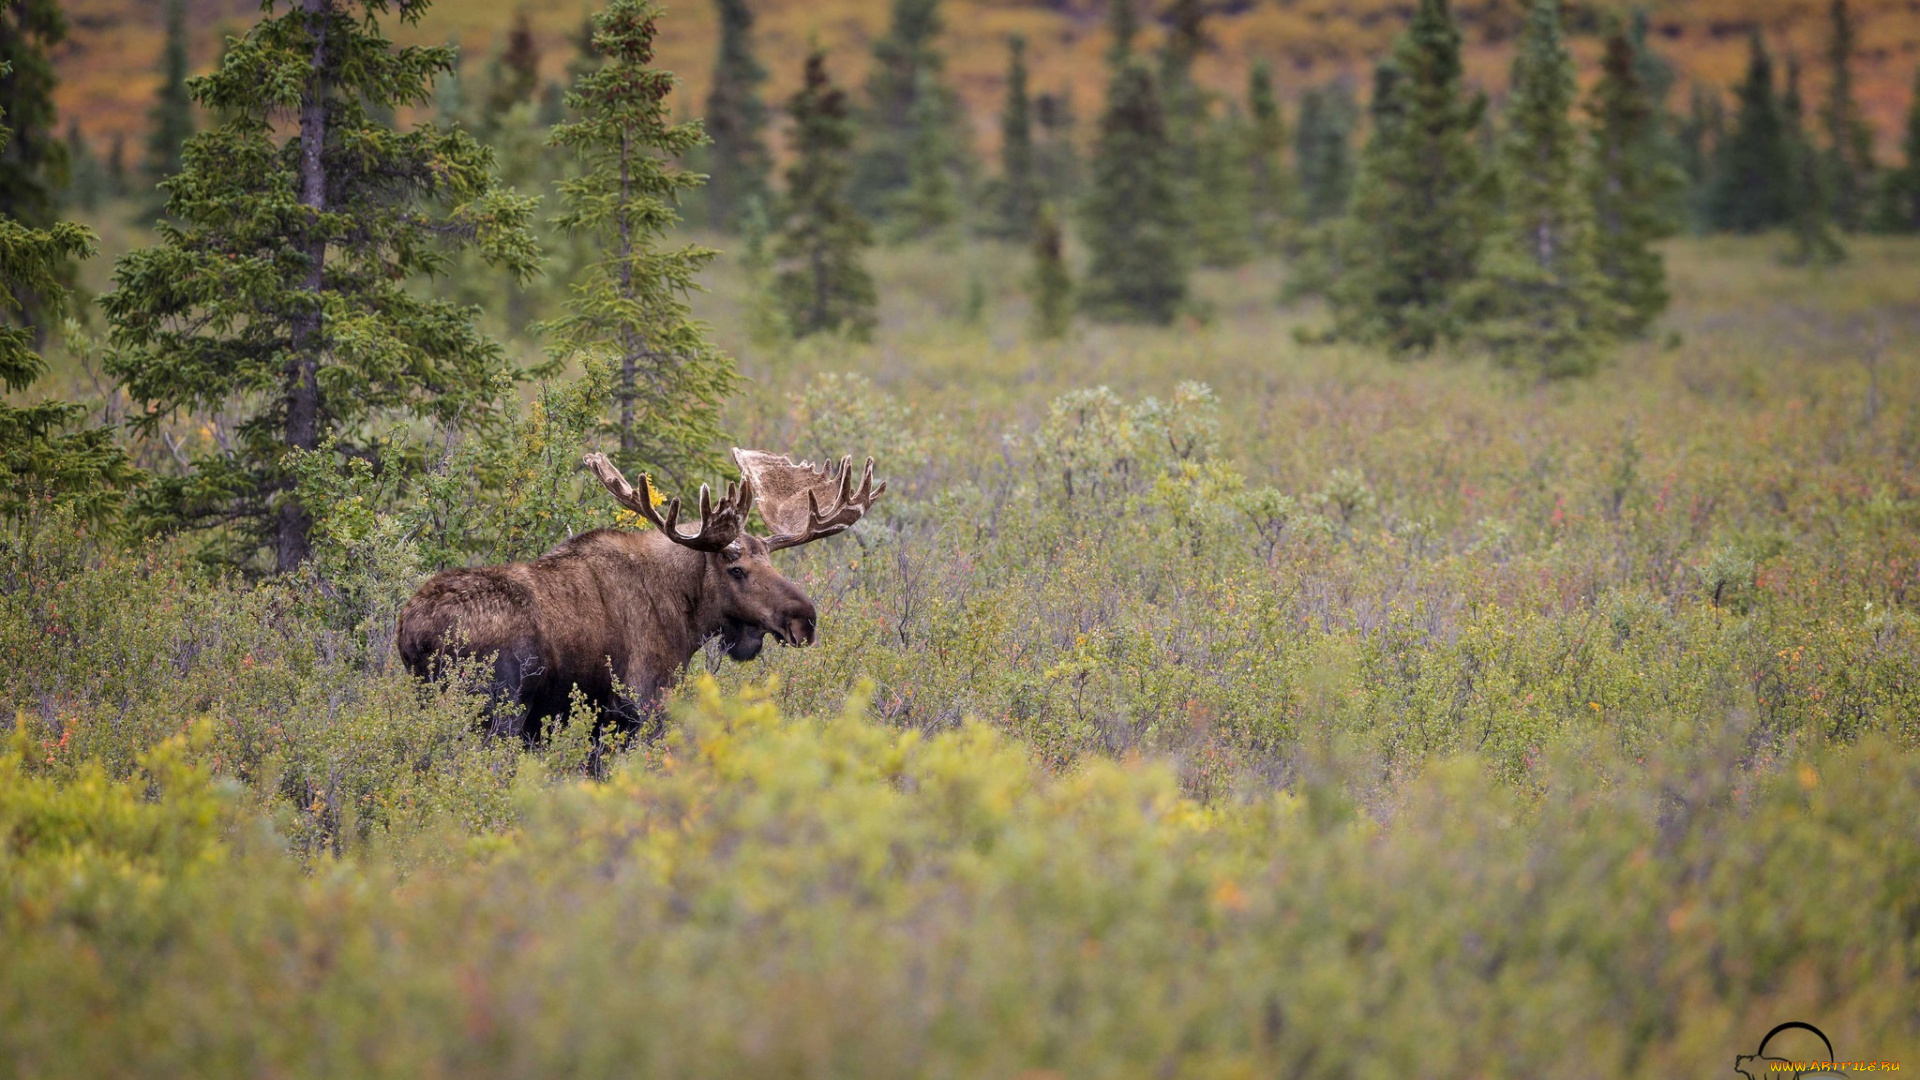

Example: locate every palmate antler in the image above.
[732,449,886,551]
[583,452,753,552]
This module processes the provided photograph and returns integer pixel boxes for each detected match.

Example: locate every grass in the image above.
[4,222,1918,1074]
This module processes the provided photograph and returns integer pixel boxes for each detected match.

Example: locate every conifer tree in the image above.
[1822,0,1875,230]
[774,50,877,340]
[991,33,1040,239]
[103,0,540,572]
[1079,0,1187,324]
[890,67,961,241]
[545,0,736,483]
[1586,21,1682,336]
[1879,69,1920,231]
[1,63,138,526]
[1192,107,1254,266]
[1,0,71,336]
[1328,0,1483,354]
[1782,54,1846,264]
[1247,61,1291,241]
[853,0,962,218]
[483,10,543,122]
[703,0,770,233]
[1706,30,1791,232]
[1677,84,1724,230]
[142,0,195,214]
[105,133,127,198]
[1294,80,1355,222]
[1460,0,1612,377]
[60,119,106,212]
[1034,90,1081,205]
[1027,201,1072,340]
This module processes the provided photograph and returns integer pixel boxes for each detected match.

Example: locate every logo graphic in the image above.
[1735,1022,1842,1079]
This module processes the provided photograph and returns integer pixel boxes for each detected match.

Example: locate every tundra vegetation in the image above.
[6,0,1920,1075]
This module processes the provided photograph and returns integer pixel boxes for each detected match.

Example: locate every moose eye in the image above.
[728,566,748,582]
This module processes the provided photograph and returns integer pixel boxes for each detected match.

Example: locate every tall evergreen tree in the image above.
[1247,61,1291,242]
[853,0,962,218]
[1879,68,1920,231]
[1294,79,1355,222]
[1822,0,1875,230]
[1461,0,1612,377]
[0,0,71,337]
[1079,0,1187,325]
[1782,54,1846,264]
[702,0,770,233]
[1033,90,1081,205]
[1191,106,1254,266]
[483,10,543,121]
[1585,21,1681,336]
[1027,201,1071,340]
[1677,83,1723,230]
[104,133,127,198]
[1,62,138,526]
[774,50,876,340]
[143,0,195,214]
[60,119,106,211]
[545,0,736,484]
[103,0,540,572]
[889,67,961,241]
[1706,30,1791,232]
[991,33,1040,239]
[1328,0,1483,354]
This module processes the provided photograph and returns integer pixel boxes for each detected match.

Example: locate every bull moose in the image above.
[396,448,885,741]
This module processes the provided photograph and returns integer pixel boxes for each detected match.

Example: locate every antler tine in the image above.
[583,452,744,552]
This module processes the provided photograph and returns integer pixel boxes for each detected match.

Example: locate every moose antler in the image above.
[732,448,886,551]
[583,452,752,552]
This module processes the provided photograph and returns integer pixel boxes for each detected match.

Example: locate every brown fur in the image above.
[396,529,816,741]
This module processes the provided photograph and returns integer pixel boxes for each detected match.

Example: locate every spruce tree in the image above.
[853,0,962,218]
[703,0,770,233]
[1328,0,1483,355]
[60,119,106,212]
[1879,69,1920,231]
[1460,0,1612,377]
[0,0,71,337]
[1294,79,1355,222]
[1586,21,1682,336]
[105,133,127,199]
[1782,54,1846,264]
[991,33,1040,239]
[1079,0,1187,325]
[1706,30,1791,232]
[890,67,961,241]
[1247,61,1291,242]
[1677,84,1722,229]
[103,0,540,572]
[142,0,195,213]
[1191,107,1255,266]
[483,10,543,121]
[1027,201,1072,340]
[774,50,877,340]
[1033,90,1081,205]
[545,0,736,484]
[1,63,138,526]
[1822,0,1875,230]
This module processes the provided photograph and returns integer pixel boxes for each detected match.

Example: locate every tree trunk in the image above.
[279,0,330,573]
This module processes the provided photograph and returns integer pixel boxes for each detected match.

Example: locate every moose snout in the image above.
[783,598,818,647]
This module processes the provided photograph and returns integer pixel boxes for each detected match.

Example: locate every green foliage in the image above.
[1677,84,1724,231]
[888,67,962,243]
[1245,61,1291,245]
[1293,80,1354,224]
[1585,23,1682,338]
[1822,0,1876,232]
[774,51,877,341]
[1079,60,1187,324]
[1707,30,1792,233]
[57,118,106,212]
[1781,54,1847,266]
[1032,89,1081,207]
[702,0,770,233]
[0,69,136,527]
[0,0,66,236]
[481,9,541,121]
[102,0,541,572]
[1190,108,1255,269]
[986,33,1039,240]
[1026,202,1071,340]
[1328,0,1485,355]
[141,0,194,218]
[1873,68,1920,232]
[544,0,736,487]
[853,0,966,223]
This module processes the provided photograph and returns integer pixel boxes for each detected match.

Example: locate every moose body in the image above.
[397,449,883,741]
